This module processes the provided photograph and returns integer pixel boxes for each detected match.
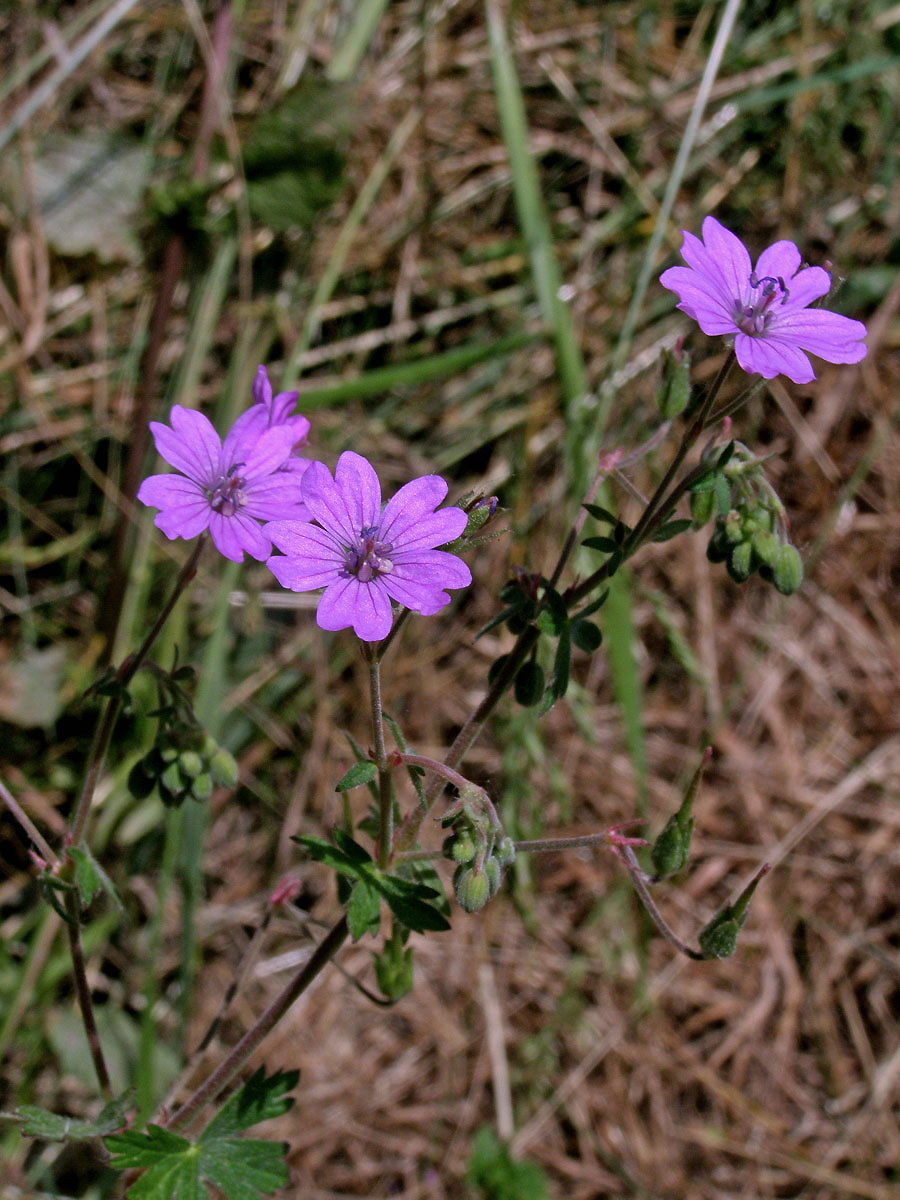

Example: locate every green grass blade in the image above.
[326,0,392,83]
[484,0,590,488]
[283,107,421,381]
[294,330,536,409]
[602,569,648,816]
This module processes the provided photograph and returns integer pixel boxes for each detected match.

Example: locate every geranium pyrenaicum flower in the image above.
[265,451,472,641]
[137,405,308,563]
[228,365,311,475]
[659,216,867,384]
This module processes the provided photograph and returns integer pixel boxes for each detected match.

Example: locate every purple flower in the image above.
[137,405,308,562]
[660,216,867,384]
[265,451,472,641]
[228,365,311,475]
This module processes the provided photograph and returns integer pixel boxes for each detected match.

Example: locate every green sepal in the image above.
[373,930,414,1000]
[69,844,124,914]
[699,865,769,959]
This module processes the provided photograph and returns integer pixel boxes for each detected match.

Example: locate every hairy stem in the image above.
[166,914,349,1134]
[69,538,205,847]
[65,892,114,1095]
[364,644,393,868]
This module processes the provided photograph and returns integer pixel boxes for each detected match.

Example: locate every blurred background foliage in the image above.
[1,1,899,1197]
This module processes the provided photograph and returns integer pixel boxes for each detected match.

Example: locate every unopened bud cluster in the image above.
[441,783,514,912]
[691,445,804,595]
[128,730,238,808]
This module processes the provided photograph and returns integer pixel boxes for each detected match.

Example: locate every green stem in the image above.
[64,892,114,1095]
[69,538,205,847]
[363,643,393,868]
[569,350,736,607]
[166,915,349,1134]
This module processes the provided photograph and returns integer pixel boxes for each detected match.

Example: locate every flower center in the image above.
[733,272,790,336]
[208,464,246,517]
[345,525,394,582]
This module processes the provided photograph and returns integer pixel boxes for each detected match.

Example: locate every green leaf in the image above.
[331,828,374,865]
[292,834,371,879]
[243,84,350,233]
[582,502,618,524]
[347,878,382,940]
[582,535,619,553]
[202,1068,298,1140]
[335,760,378,792]
[373,874,451,933]
[13,1094,130,1141]
[540,624,571,714]
[379,890,451,933]
[539,580,569,636]
[69,844,124,912]
[651,518,693,543]
[397,860,451,918]
[106,1070,294,1198]
[571,620,603,653]
[467,1125,549,1200]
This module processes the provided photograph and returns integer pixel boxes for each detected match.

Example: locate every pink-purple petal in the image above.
[265,519,344,564]
[266,553,340,592]
[242,474,307,521]
[334,452,381,533]
[208,510,271,562]
[378,475,449,544]
[387,508,468,554]
[302,461,362,545]
[137,475,210,538]
[770,309,868,359]
[754,239,801,283]
[150,406,223,485]
[779,266,832,311]
[242,425,295,479]
[735,333,815,384]
[317,576,394,641]
[701,216,752,300]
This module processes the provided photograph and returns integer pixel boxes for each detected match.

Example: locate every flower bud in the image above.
[208,747,239,788]
[650,749,708,879]
[454,864,491,912]
[161,762,183,794]
[190,772,213,801]
[178,750,203,778]
[463,495,499,535]
[448,833,477,864]
[727,540,755,583]
[751,529,780,568]
[690,487,716,529]
[495,836,516,868]
[699,864,769,959]
[706,525,730,564]
[723,511,743,544]
[484,856,502,897]
[374,943,414,1001]
[773,544,804,595]
[127,756,157,800]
